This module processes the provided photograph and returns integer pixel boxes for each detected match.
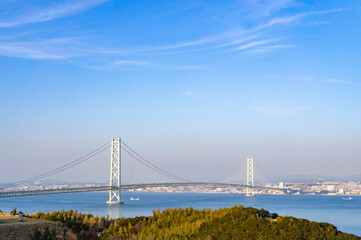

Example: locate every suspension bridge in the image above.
[0,138,286,203]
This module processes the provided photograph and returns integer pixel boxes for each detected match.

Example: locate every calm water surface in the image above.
[0,192,360,236]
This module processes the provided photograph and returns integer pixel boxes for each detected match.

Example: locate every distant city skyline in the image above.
[1,0,361,182]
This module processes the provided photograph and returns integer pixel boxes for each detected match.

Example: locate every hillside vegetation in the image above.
[0,211,64,240]
[27,205,359,240]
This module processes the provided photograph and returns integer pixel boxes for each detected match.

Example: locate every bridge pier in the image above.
[107,138,124,205]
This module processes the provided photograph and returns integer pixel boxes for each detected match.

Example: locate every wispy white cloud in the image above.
[84,60,150,70]
[142,35,226,52]
[0,0,347,68]
[91,7,345,57]
[345,113,360,119]
[233,39,279,52]
[263,14,305,27]
[246,106,304,116]
[295,75,315,82]
[184,91,194,96]
[0,0,108,28]
[300,21,329,26]
[244,44,294,54]
[324,78,361,86]
[86,31,240,55]
[0,37,85,59]
[236,39,275,50]
[310,8,346,15]
[244,0,295,18]
[296,76,360,86]
[324,78,351,84]
[112,60,149,66]
[259,8,346,30]
[162,65,204,71]
[0,43,68,59]
[66,5,308,58]
[85,60,204,71]
[220,32,263,48]
[184,90,207,99]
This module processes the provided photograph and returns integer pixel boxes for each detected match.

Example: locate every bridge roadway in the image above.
[0,182,287,198]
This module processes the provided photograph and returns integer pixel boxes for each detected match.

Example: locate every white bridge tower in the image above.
[107,138,124,204]
[246,157,255,197]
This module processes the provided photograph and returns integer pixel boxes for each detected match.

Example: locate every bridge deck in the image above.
[0,183,286,198]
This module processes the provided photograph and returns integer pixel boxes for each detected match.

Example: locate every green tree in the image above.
[29,227,59,240]
[10,208,17,215]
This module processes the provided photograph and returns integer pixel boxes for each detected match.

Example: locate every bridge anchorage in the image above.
[107,138,124,205]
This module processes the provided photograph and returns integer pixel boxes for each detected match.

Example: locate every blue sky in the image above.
[1,0,361,182]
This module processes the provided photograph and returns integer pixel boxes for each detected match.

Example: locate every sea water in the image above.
[0,192,360,236]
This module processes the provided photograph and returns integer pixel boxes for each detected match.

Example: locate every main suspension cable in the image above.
[121,141,192,183]
[210,161,246,183]
[6,141,110,187]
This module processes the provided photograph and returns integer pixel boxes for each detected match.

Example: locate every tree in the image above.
[10,208,17,215]
[29,227,59,240]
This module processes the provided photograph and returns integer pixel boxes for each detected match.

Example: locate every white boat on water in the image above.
[342,197,352,200]
[130,197,140,200]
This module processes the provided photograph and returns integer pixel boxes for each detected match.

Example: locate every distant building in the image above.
[279,182,285,189]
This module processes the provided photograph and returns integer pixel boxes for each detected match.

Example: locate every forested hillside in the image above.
[28,205,360,240]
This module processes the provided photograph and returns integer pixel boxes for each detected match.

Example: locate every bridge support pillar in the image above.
[107,138,124,204]
[246,157,255,197]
